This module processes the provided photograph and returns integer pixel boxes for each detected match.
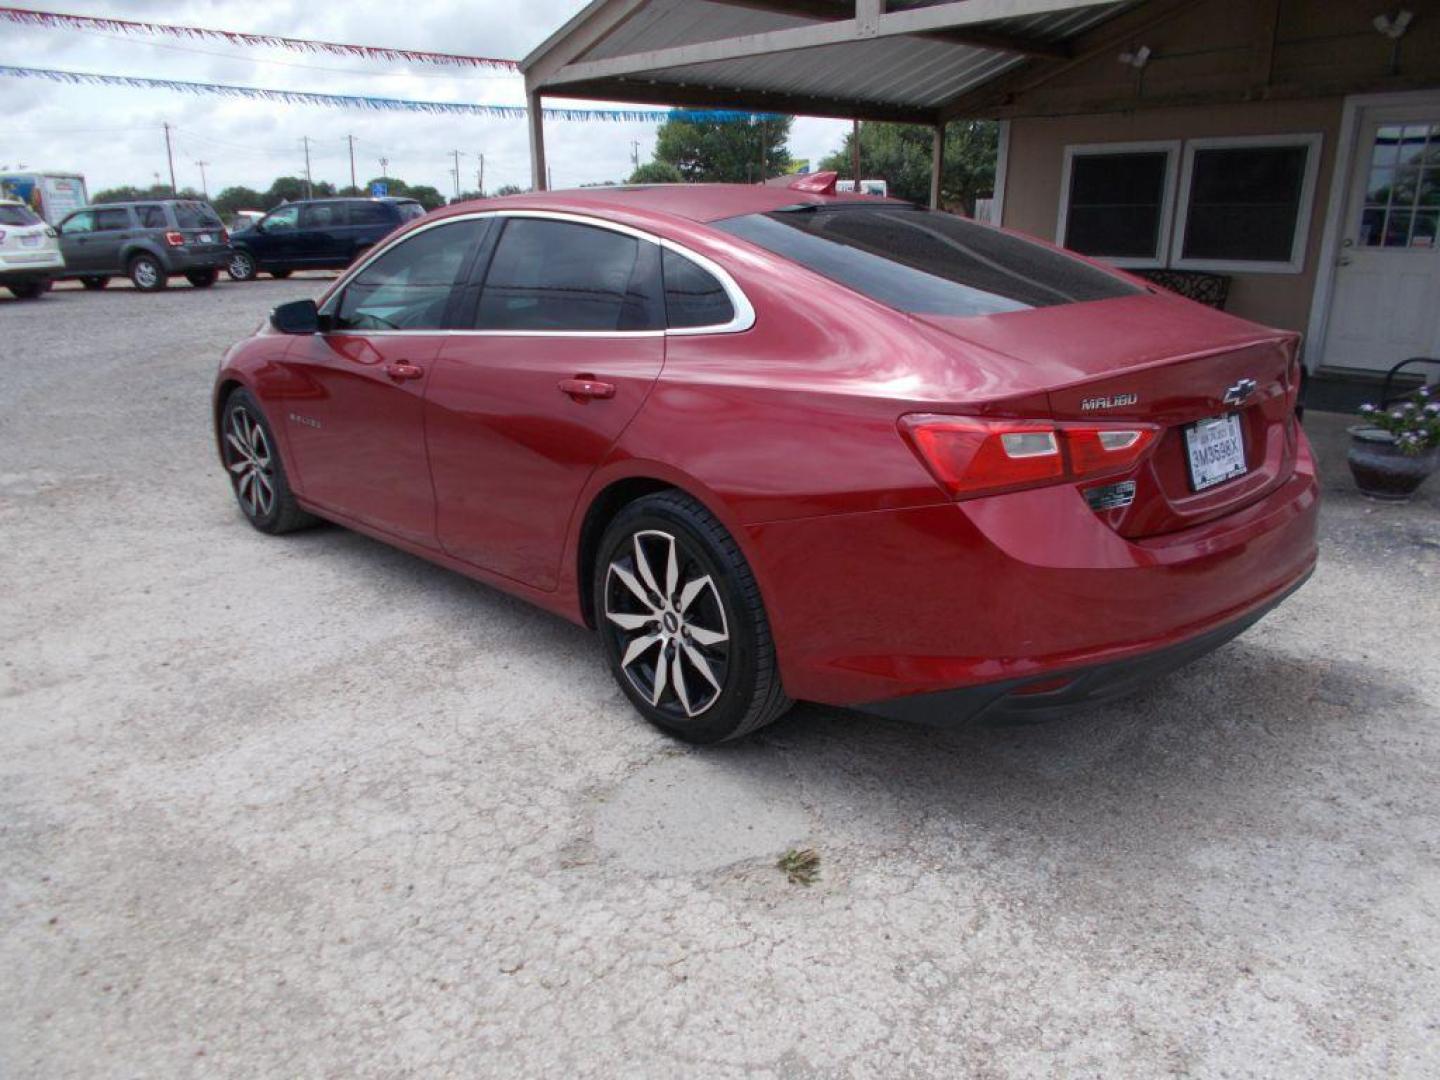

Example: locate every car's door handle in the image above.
[558,376,616,400]
[385,361,424,381]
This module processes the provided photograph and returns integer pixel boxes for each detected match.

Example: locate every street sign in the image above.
[370,181,388,197]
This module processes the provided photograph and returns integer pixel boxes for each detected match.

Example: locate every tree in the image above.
[650,115,792,183]
[361,176,445,211]
[93,184,201,203]
[211,186,265,216]
[626,161,683,184]
[265,175,335,205]
[819,120,998,212]
[493,184,525,197]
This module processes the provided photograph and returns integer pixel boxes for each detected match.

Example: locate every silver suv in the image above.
[55,199,231,292]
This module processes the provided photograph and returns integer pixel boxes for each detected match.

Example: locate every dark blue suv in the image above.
[226,197,425,281]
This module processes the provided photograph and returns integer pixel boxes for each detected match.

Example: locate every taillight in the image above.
[219,228,229,243]
[900,414,1159,499]
[164,231,185,246]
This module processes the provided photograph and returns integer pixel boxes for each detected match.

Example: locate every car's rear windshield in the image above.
[714,205,1140,317]
[173,201,223,229]
[0,203,41,226]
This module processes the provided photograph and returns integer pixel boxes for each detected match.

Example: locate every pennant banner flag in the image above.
[0,65,780,124]
[0,5,520,70]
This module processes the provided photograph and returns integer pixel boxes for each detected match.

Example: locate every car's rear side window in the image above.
[0,203,40,226]
[350,201,393,226]
[395,202,425,222]
[476,218,660,332]
[95,207,131,231]
[662,249,733,329]
[173,202,223,229]
[715,206,1140,317]
[135,205,167,229]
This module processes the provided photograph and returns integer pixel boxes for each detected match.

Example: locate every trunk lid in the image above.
[911,292,1302,537]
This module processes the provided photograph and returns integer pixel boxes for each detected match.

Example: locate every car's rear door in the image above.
[424,213,666,590]
[278,216,490,544]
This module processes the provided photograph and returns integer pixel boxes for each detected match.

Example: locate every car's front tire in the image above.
[186,269,218,288]
[79,276,109,290]
[595,491,791,743]
[128,254,167,292]
[227,251,257,281]
[220,389,317,535]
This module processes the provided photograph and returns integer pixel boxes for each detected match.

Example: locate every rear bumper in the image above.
[748,427,1320,709]
[854,566,1311,724]
[166,249,230,272]
[0,252,64,279]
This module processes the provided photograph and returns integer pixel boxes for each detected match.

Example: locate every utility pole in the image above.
[301,136,313,199]
[345,134,357,192]
[630,139,640,171]
[476,153,484,196]
[377,156,389,193]
[194,160,210,197]
[757,118,766,183]
[449,149,463,199]
[547,165,553,191]
[162,121,177,193]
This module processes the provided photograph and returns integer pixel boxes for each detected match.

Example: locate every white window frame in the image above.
[1056,140,1180,269]
[1170,133,1323,275]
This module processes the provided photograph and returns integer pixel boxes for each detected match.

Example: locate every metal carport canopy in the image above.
[521,0,1132,201]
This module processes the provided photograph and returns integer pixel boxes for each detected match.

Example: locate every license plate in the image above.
[20,234,39,247]
[198,232,213,243]
[1185,414,1247,491]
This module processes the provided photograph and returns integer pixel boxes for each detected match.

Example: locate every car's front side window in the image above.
[333,218,486,332]
[263,205,300,232]
[301,203,342,229]
[475,218,661,332]
[61,211,95,234]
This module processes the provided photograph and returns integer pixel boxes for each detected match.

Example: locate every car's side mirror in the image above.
[271,299,319,334]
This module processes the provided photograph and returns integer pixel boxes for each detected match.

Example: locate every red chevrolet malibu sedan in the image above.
[213,176,1317,742]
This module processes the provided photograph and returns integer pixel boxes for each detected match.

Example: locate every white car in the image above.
[0,196,65,299]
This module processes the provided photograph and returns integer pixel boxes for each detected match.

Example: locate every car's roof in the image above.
[441,183,904,225]
[294,196,418,204]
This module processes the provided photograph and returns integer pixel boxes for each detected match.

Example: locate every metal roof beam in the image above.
[705,0,1072,58]
[536,0,1117,87]
[538,78,939,124]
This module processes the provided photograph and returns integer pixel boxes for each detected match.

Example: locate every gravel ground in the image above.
[2,277,1438,1079]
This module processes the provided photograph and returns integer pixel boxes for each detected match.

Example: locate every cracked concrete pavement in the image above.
[2,277,1438,1078]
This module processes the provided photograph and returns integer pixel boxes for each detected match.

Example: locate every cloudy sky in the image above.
[0,1,852,198]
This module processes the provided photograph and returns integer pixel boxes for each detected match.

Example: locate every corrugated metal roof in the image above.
[535,0,1132,113]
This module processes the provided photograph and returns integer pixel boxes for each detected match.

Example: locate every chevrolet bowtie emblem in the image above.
[1222,378,1258,406]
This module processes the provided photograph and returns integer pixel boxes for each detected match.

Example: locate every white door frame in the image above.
[1306,88,1440,372]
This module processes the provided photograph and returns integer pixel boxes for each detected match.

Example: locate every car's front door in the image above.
[251,204,300,268]
[425,214,667,590]
[277,216,488,545]
[297,201,347,266]
[57,210,98,270]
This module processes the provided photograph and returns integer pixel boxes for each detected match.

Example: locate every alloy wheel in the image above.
[223,406,276,519]
[229,252,254,279]
[132,259,159,289]
[603,529,730,719]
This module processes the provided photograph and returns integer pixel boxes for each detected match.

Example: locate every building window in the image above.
[1359,123,1439,249]
[1057,142,1178,268]
[1172,134,1322,273]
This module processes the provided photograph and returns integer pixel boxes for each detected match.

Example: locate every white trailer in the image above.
[0,172,89,225]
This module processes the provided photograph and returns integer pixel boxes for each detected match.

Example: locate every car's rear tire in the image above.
[186,269,218,288]
[220,389,318,535]
[128,254,167,292]
[269,269,292,280]
[6,280,46,300]
[595,491,791,743]
[79,276,109,290]
[227,251,256,281]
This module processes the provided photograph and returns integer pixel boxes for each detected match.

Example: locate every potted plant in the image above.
[1347,385,1440,501]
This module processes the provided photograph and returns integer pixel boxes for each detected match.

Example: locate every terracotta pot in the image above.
[1347,426,1439,501]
